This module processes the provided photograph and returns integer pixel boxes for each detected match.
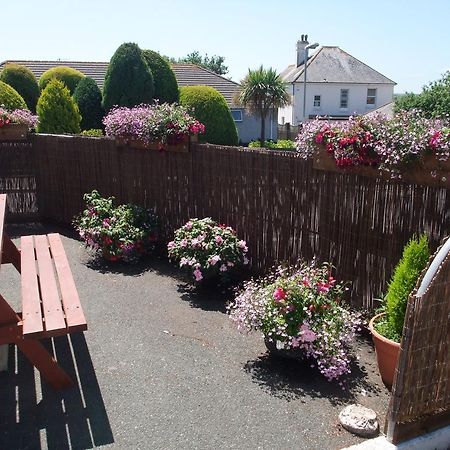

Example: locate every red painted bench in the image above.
[0,193,87,389]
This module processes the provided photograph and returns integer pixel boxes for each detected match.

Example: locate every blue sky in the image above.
[2,0,449,93]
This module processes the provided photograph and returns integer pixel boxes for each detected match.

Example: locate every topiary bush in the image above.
[39,66,85,95]
[36,79,81,134]
[141,49,179,104]
[179,85,238,145]
[0,64,40,112]
[376,235,430,341]
[0,80,27,110]
[73,77,104,131]
[102,42,155,112]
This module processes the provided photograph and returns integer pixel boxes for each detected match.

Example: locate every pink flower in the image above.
[215,235,223,244]
[238,240,248,253]
[209,255,220,266]
[316,282,331,293]
[219,264,227,272]
[167,241,176,250]
[243,256,249,265]
[227,261,234,267]
[299,323,317,343]
[273,287,287,302]
[193,268,203,281]
[180,239,188,248]
[185,221,193,230]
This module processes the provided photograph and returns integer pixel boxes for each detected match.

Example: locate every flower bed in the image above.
[103,103,205,150]
[167,218,249,284]
[228,262,362,381]
[0,107,38,140]
[74,190,158,262]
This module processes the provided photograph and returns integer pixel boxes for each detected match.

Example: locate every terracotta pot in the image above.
[368,313,400,388]
[0,123,28,141]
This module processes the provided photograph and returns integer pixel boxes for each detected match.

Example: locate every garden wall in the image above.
[17,135,450,310]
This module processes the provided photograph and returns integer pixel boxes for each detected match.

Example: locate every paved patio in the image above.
[0,224,390,450]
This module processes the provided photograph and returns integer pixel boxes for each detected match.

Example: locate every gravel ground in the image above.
[0,224,390,450]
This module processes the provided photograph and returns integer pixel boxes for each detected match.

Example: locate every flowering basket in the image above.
[167,217,249,285]
[0,107,38,141]
[74,190,158,263]
[228,262,362,381]
[104,103,205,153]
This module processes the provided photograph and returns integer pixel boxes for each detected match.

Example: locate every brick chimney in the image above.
[296,34,309,67]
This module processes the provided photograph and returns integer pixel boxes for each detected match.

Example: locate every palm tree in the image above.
[235,66,290,146]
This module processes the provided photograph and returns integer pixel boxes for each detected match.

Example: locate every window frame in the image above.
[340,89,349,109]
[230,109,243,122]
[313,95,321,108]
[366,88,377,107]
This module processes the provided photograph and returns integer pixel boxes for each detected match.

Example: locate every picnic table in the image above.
[0,194,87,389]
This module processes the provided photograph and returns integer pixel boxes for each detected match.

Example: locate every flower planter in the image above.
[264,337,308,362]
[368,313,400,388]
[0,123,28,141]
[115,134,198,153]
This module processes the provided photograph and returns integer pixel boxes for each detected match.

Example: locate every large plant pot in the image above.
[264,337,308,362]
[0,123,28,141]
[116,134,197,153]
[369,313,400,388]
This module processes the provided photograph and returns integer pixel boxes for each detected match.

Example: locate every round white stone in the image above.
[339,404,379,437]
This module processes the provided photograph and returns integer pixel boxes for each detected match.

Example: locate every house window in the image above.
[230,109,243,122]
[313,95,321,108]
[340,89,349,109]
[367,88,377,106]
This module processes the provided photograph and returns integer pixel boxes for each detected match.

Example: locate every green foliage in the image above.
[73,77,104,131]
[39,66,85,95]
[103,42,155,112]
[235,66,290,144]
[376,235,430,341]
[141,50,179,104]
[248,139,295,149]
[36,79,81,134]
[167,51,228,75]
[80,129,103,137]
[0,64,40,112]
[0,80,27,110]
[395,71,450,118]
[179,85,238,145]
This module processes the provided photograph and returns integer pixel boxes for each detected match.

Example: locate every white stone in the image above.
[339,404,379,438]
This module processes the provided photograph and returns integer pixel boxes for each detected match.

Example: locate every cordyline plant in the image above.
[74,190,158,263]
[0,106,38,129]
[167,217,249,284]
[103,102,205,147]
[295,109,450,177]
[228,262,362,382]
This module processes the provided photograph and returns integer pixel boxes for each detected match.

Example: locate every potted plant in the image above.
[369,235,430,387]
[0,106,38,141]
[74,190,158,263]
[228,262,362,382]
[167,217,249,285]
[103,103,205,151]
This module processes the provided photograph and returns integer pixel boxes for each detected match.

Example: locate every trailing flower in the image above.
[167,217,249,283]
[74,190,158,263]
[0,106,38,129]
[103,102,205,147]
[228,262,362,381]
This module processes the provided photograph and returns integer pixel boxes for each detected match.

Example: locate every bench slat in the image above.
[34,235,66,334]
[21,236,44,336]
[48,233,87,332]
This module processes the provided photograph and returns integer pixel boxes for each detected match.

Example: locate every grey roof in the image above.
[280,46,396,85]
[0,60,241,107]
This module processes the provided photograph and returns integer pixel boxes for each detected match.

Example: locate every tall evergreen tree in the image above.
[73,77,104,130]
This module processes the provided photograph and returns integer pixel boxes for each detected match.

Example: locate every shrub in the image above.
[74,190,158,263]
[375,235,430,341]
[36,79,81,134]
[80,129,103,137]
[141,50,179,104]
[179,85,238,145]
[0,64,40,112]
[167,218,248,283]
[248,139,295,149]
[0,106,38,129]
[73,77,104,130]
[228,262,362,381]
[103,42,155,112]
[0,80,27,110]
[39,66,85,95]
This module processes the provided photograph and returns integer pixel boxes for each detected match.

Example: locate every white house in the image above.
[278,36,396,125]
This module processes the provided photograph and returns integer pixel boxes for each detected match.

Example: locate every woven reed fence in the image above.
[386,238,450,443]
[0,140,38,221]
[30,134,450,311]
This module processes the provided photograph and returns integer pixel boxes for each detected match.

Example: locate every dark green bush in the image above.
[73,77,104,131]
[179,85,238,145]
[376,235,430,341]
[103,43,155,112]
[0,64,40,112]
[80,129,103,137]
[37,79,81,134]
[0,80,27,110]
[248,139,295,149]
[39,66,85,95]
[142,50,179,104]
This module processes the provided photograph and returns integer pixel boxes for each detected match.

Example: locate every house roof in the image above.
[0,60,241,107]
[280,46,396,85]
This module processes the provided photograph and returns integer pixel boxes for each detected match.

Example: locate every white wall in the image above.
[283,82,394,125]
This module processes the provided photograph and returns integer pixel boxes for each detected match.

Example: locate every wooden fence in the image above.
[29,134,450,311]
